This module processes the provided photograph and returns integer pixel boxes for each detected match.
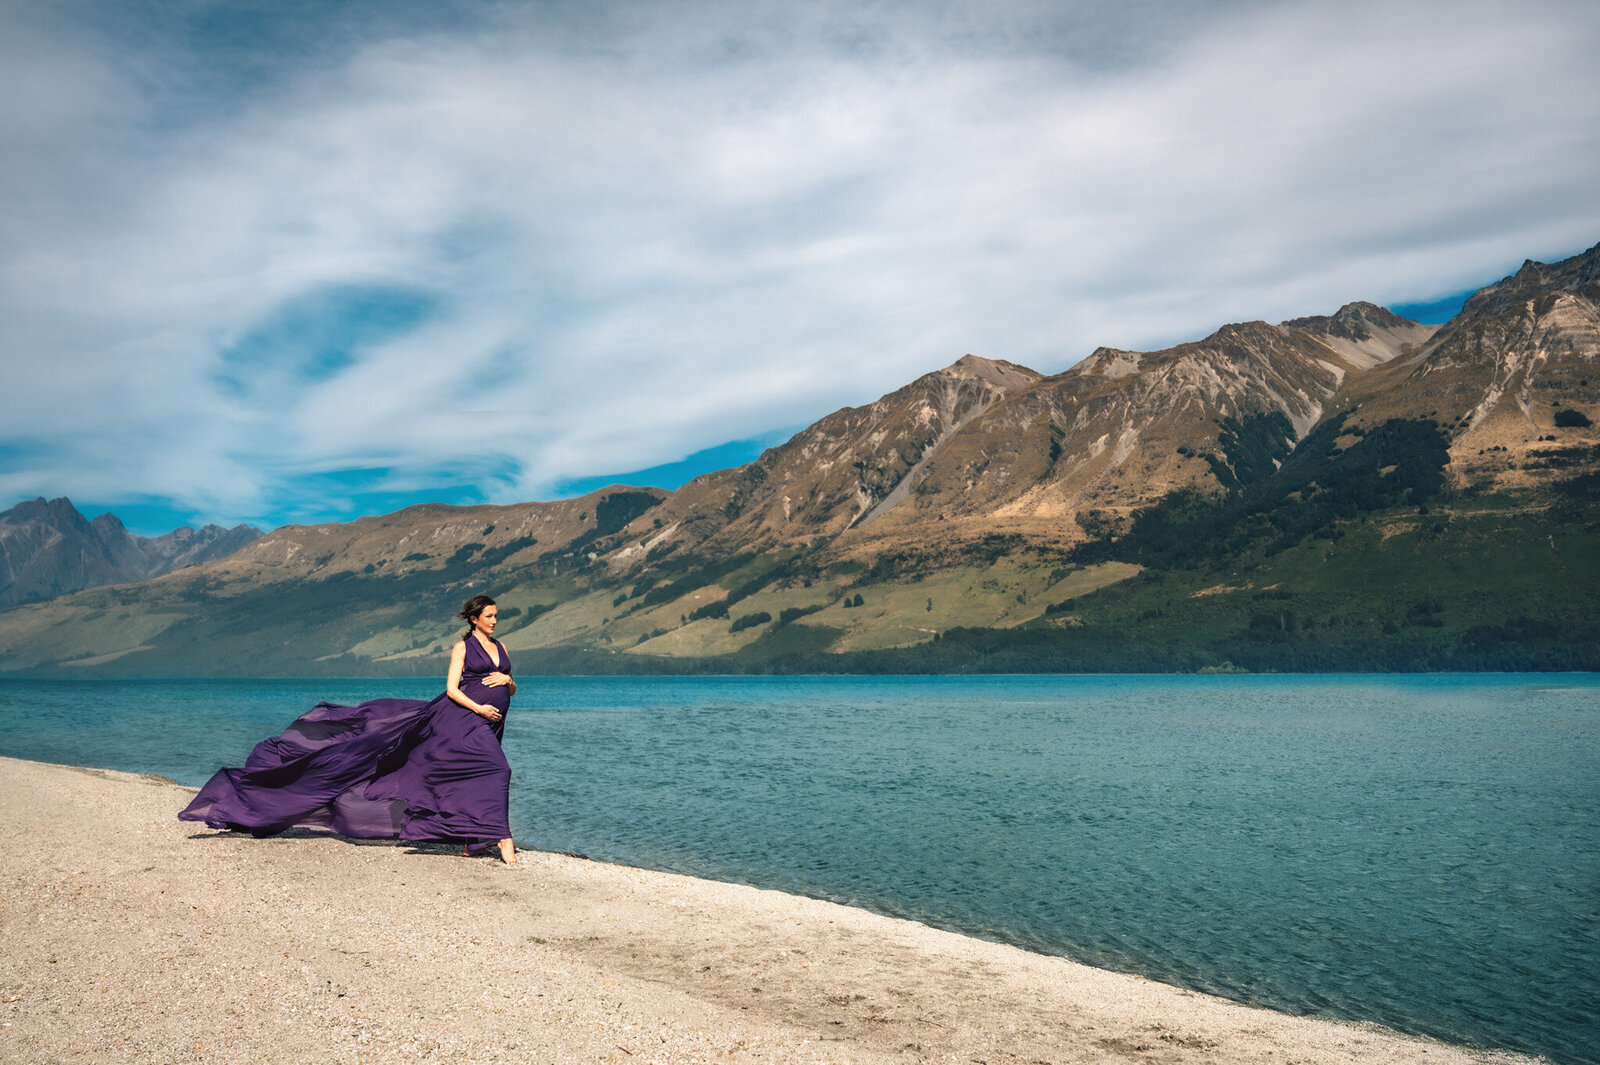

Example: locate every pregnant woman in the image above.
[179,595,518,864]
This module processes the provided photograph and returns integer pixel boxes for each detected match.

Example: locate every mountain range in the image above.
[0,497,261,609]
[1,240,1595,675]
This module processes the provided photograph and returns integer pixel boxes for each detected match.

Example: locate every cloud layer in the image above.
[3,0,1598,531]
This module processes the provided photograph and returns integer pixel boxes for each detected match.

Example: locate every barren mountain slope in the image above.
[1331,242,1600,491]
[603,356,1043,569]
[209,488,662,585]
[817,303,1434,547]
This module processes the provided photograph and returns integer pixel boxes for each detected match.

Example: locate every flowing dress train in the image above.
[179,637,513,845]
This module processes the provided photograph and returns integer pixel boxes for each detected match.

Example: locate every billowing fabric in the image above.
[179,637,512,843]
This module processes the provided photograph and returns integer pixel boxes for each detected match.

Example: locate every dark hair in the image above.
[457,594,496,638]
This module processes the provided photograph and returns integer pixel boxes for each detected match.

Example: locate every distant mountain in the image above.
[0,498,262,608]
[0,241,1594,675]
[0,487,667,674]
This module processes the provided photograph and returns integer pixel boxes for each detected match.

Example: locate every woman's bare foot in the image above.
[497,838,516,865]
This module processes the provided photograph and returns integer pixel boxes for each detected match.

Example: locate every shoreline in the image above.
[0,755,1540,1065]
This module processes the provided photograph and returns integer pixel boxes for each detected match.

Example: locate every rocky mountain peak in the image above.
[944,354,1043,391]
[3,496,92,533]
[1324,239,1599,459]
[1283,302,1416,342]
[1081,347,1142,378]
[0,498,263,608]
[1280,303,1434,372]
[605,351,1052,556]
[1462,241,1600,319]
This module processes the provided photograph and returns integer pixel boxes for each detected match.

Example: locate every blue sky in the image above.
[3,0,1598,536]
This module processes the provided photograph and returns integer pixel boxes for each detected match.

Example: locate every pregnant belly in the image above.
[463,679,510,712]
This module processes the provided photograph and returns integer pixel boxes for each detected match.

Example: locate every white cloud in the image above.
[1,0,1597,529]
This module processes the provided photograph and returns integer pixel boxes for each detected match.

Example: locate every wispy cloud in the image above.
[2,0,1597,531]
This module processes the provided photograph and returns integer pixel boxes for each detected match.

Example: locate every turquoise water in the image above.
[1,674,1596,1063]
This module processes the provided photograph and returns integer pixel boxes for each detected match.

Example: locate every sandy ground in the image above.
[0,756,1539,1065]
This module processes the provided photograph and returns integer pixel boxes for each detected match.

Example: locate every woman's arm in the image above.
[445,640,502,723]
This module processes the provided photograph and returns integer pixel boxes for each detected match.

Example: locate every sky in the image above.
[2,0,1598,536]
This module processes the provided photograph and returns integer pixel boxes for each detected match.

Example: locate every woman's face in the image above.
[474,605,498,635]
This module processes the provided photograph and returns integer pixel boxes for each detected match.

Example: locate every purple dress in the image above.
[179,637,514,844]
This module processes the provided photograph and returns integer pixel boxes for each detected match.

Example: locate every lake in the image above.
[1,673,1595,1064]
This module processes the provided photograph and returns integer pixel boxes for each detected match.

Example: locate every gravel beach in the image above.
[0,756,1537,1065]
